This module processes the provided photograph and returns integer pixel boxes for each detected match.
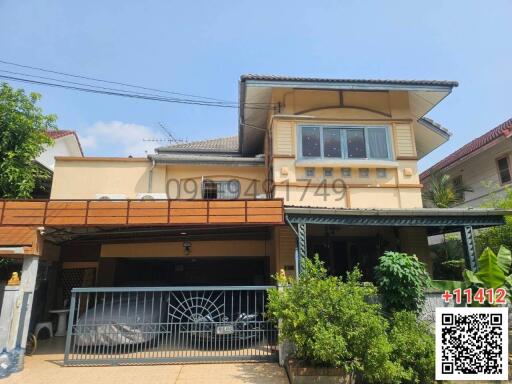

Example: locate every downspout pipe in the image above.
[148,158,156,193]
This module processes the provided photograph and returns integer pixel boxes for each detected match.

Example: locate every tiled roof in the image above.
[241,74,459,88]
[46,130,84,156]
[46,130,75,139]
[157,136,239,154]
[420,118,512,181]
[419,117,451,137]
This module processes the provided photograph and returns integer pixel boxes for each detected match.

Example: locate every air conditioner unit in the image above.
[136,193,168,200]
[95,194,127,200]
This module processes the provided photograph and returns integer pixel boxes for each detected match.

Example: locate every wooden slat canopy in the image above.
[0,199,284,227]
[0,226,39,255]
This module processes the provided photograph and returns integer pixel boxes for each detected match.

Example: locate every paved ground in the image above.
[3,339,289,384]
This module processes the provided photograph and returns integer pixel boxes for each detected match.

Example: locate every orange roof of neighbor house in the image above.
[420,118,512,181]
[46,130,84,156]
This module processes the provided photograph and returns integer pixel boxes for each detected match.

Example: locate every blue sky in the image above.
[0,0,510,170]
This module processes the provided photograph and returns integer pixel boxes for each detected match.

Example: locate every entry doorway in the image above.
[308,237,380,281]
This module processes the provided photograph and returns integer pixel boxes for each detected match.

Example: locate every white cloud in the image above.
[79,121,164,157]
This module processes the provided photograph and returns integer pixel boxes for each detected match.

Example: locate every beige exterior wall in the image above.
[272,226,296,278]
[51,158,152,199]
[162,164,266,199]
[399,227,432,273]
[101,239,269,258]
[268,89,423,209]
[51,158,266,200]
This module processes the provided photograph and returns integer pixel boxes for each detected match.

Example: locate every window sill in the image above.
[295,159,399,168]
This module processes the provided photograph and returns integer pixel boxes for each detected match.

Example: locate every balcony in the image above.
[0,199,284,227]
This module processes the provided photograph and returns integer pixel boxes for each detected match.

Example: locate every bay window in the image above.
[299,125,392,160]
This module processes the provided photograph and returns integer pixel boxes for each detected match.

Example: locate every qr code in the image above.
[436,307,508,380]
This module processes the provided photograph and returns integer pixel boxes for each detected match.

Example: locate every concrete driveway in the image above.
[2,339,289,384]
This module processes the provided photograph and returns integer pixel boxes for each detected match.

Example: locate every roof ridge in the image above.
[420,117,512,180]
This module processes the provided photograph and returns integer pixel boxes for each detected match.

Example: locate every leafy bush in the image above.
[389,311,435,384]
[477,186,512,253]
[430,237,465,280]
[267,256,405,383]
[375,252,431,313]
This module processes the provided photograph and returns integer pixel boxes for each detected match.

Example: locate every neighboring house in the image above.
[32,130,83,198]
[421,118,512,207]
[37,130,83,171]
[0,75,508,366]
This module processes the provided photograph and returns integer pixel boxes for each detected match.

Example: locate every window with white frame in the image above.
[496,156,511,185]
[299,125,391,160]
[201,180,240,199]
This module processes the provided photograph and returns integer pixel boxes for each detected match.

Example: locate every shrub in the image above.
[374,251,431,313]
[267,255,404,383]
[477,186,512,253]
[389,311,435,384]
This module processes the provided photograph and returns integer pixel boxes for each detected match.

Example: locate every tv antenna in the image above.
[143,122,186,144]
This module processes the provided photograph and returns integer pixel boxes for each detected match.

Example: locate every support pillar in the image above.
[461,226,477,272]
[5,256,39,351]
[297,223,307,275]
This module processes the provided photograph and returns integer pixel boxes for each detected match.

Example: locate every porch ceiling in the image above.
[40,224,274,244]
[285,207,509,233]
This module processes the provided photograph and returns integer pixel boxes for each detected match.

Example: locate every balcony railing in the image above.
[0,199,284,227]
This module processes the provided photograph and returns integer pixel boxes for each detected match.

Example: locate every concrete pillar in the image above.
[0,285,20,351]
[0,256,39,351]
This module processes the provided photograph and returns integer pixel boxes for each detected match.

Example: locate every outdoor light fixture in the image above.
[183,241,192,255]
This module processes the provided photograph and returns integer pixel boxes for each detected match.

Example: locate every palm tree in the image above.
[423,172,472,208]
[423,172,473,271]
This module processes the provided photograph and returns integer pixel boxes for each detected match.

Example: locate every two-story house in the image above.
[421,117,512,207]
[0,75,508,366]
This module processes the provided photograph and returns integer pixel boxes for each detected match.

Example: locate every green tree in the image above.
[422,172,472,208]
[477,186,512,252]
[0,83,56,198]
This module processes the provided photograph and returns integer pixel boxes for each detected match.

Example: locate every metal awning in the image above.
[285,207,508,231]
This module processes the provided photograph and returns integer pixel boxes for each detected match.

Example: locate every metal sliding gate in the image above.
[64,286,278,365]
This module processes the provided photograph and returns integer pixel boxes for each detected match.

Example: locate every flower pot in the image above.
[285,358,354,384]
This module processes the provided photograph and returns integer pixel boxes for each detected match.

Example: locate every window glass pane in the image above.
[367,128,389,159]
[498,157,511,183]
[218,180,240,199]
[323,128,341,157]
[346,129,366,158]
[301,127,321,157]
[305,168,315,177]
[376,168,387,178]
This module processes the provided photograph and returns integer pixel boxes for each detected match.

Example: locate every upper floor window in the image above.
[496,156,511,184]
[202,180,240,199]
[299,125,391,160]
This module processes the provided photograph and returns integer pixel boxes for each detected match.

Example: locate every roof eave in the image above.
[241,78,458,93]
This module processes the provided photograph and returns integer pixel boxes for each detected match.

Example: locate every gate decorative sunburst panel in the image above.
[64,286,278,365]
